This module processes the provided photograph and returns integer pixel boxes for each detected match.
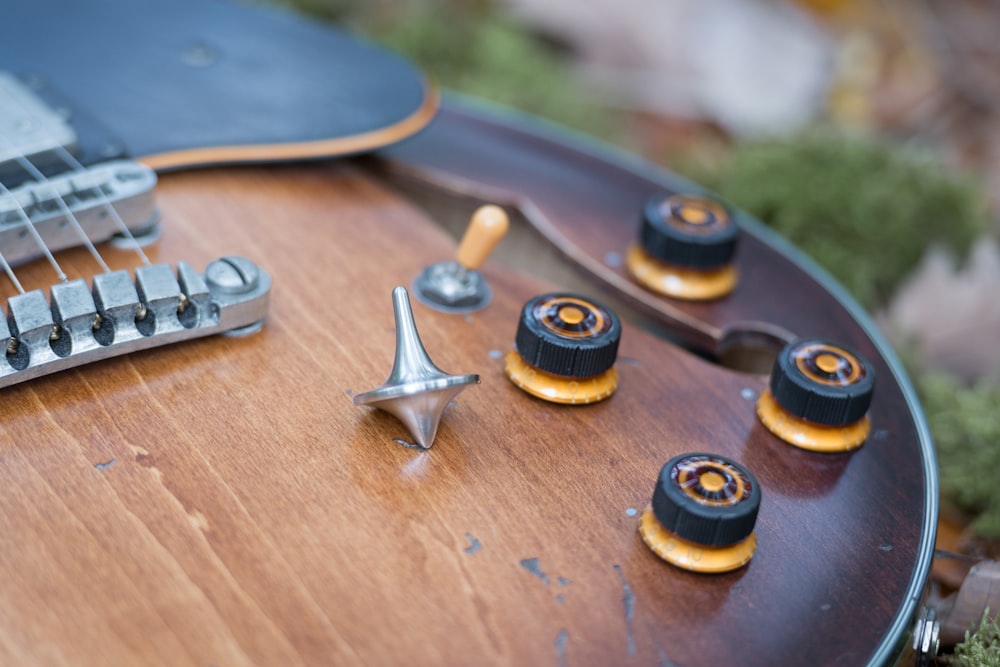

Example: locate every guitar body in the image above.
[0,3,935,666]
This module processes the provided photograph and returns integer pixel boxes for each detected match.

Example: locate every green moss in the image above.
[919,374,1000,538]
[682,132,986,310]
[280,0,1000,542]
[951,608,1000,667]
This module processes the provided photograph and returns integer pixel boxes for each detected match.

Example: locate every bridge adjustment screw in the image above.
[205,256,260,294]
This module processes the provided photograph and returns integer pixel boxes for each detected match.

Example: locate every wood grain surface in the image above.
[0,157,930,666]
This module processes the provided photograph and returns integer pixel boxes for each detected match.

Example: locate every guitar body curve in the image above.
[0,3,935,666]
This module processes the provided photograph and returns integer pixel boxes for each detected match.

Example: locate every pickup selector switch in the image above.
[626,193,739,300]
[639,453,760,573]
[756,338,876,452]
[505,292,620,404]
[413,205,509,313]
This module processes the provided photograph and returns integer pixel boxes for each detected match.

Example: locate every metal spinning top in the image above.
[353,286,479,448]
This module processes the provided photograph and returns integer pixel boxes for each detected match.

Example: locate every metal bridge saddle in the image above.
[0,256,270,388]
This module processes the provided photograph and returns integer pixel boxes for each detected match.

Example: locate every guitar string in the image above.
[0,177,68,284]
[0,82,154,286]
[0,229,24,294]
[0,120,152,341]
[0,174,59,352]
[12,154,110,274]
[0,79,166,331]
[0,129,84,287]
[50,144,152,268]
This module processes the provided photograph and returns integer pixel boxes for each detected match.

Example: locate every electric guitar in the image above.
[0,2,936,665]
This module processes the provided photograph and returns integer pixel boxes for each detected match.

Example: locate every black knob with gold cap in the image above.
[505,293,621,404]
[639,453,760,573]
[757,338,876,452]
[641,194,739,268]
[626,193,740,300]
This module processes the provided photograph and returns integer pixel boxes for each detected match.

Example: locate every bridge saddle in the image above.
[0,256,270,388]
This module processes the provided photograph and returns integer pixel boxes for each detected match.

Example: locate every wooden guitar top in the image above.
[0,158,932,665]
[0,1,935,664]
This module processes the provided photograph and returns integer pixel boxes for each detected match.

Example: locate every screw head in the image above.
[205,256,260,294]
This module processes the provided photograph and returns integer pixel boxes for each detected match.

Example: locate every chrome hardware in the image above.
[911,606,939,667]
[414,260,492,313]
[0,256,270,388]
[354,286,479,448]
[0,71,77,162]
[413,205,508,314]
[0,160,159,264]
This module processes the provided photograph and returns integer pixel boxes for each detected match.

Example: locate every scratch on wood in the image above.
[94,459,117,471]
[654,637,681,667]
[393,438,430,451]
[463,533,481,555]
[520,557,550,584]
[555,628,569,667]
[188,509,210,532]
[614,564,637,656]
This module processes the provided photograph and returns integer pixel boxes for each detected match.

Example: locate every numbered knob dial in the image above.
[505,293,621,404]
[626,194,740,300]
[757,338,876,452]
[639,453,760,573]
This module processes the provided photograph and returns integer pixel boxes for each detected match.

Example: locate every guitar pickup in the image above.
[1,256,269,388]
[0,159,159,265]
[0,71,78,163]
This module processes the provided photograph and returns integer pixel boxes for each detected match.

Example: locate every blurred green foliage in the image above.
[950,608,1000,667]
[279,0,624,142]
[279,0,1000,542]
[681,132,988,310]
[688,133,999,540]
[920,375,1000,538]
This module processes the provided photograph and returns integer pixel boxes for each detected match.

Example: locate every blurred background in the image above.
[284,0,999,655]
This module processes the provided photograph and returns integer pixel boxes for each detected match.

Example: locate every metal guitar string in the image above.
[44,143,167,319]
[0,176,66,287]
[50,144,152,268]
[11,152,110,275]
[0,82,153,283]
[0,222,24,294]
[0,138,144,342]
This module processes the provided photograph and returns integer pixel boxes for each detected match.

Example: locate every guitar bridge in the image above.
[0,160,159,264]
[1,256,269,388]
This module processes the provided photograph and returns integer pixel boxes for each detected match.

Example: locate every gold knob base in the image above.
[639,507,756,573]
[504,350,618,405]
[756,388,871,452]
[625,245,737,301]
